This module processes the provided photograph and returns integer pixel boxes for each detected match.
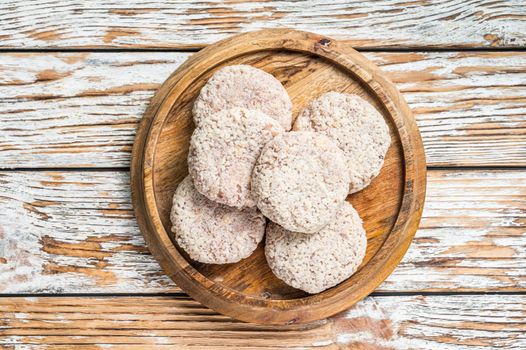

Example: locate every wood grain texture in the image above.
[1,51,525,168]
[1,169,524,294]
[131,28,426,324]
[1,0,525,49]
[1,295,525,349]
[0,171,174,293]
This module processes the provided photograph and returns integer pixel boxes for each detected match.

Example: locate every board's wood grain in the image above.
[1,169,524,294]
[1,295,525,349]
[1,51,525,168]
[1,0,525,49]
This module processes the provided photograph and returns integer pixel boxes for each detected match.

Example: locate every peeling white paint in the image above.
[310,339,333,346]
[0,51,525,167]
[0,1,525,48]
[334,295,526,349]
[0,171,175,293]
[1,169,525,293]
[0,295,524,348]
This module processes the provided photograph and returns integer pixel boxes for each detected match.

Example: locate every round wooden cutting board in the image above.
[131,29,426,325]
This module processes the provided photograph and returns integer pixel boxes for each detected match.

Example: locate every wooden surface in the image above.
[1,169,524,294]
[132,29,426,324]
[1,1,525,347]
[1,295,525,349]
[1,1,525,49]
[1,51,525,168]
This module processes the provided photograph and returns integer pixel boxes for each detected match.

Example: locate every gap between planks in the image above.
[3,166,526,172]
[2,47,526,53]
[2,290,526,299]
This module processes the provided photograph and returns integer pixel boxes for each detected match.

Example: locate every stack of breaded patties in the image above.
[170,65,391,294]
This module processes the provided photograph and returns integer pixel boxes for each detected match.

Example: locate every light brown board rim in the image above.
[131,29,427,324]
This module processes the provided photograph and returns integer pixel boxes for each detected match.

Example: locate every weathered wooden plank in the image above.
[381,169,526,292]
[0,295,525,349]
[0,169,524,294]
[1,1,525,49]
[1,51,525,168]
[0,170,175,293]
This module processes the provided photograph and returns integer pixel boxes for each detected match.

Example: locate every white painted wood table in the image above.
[1,2,525,349]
